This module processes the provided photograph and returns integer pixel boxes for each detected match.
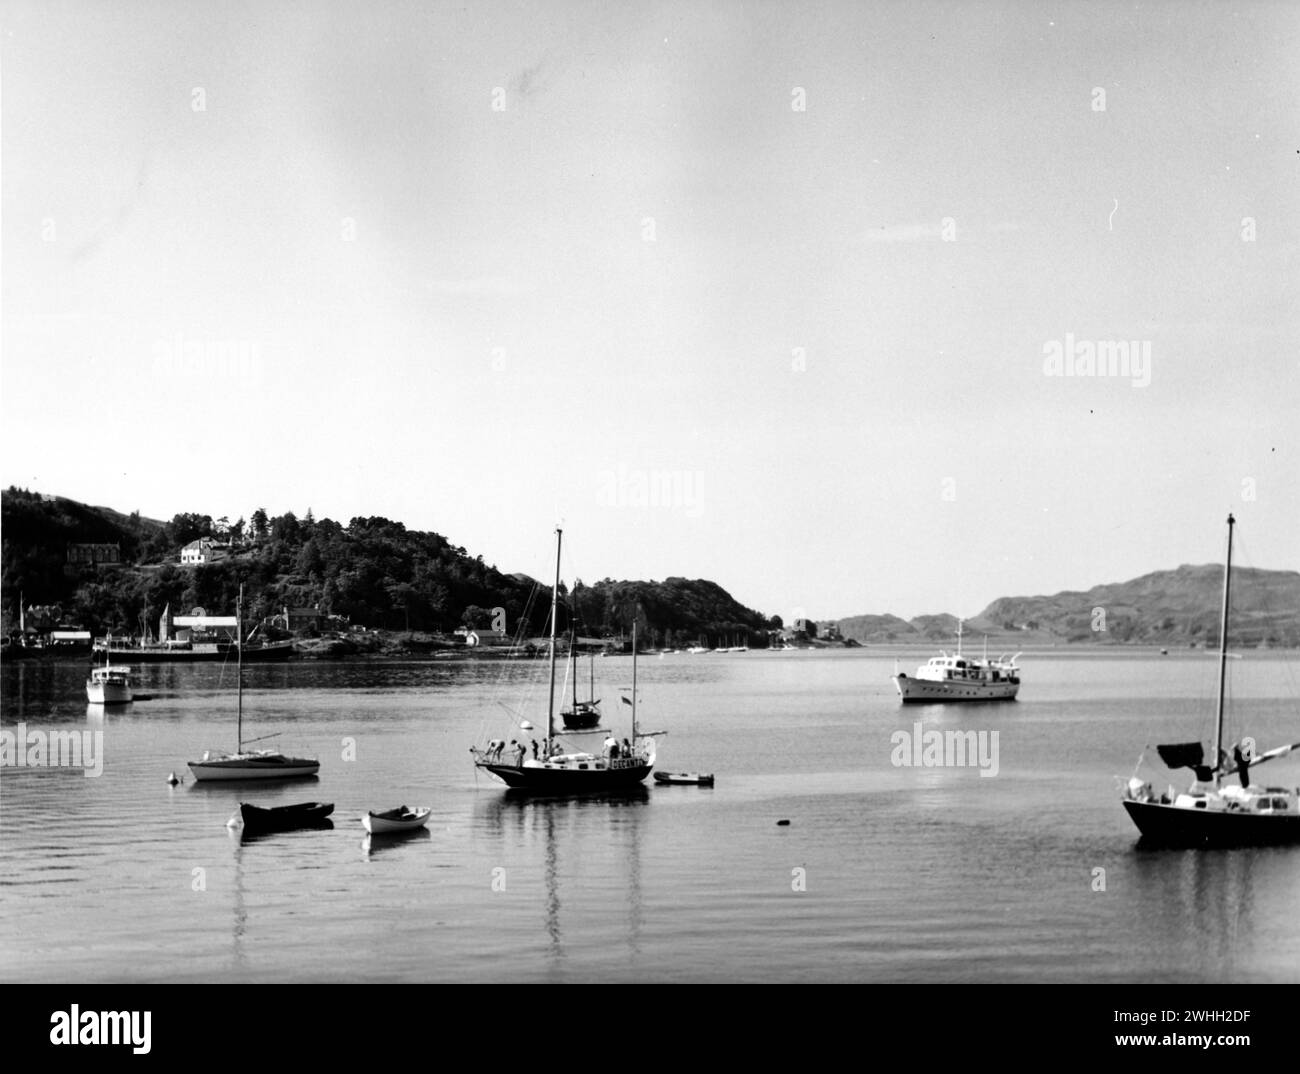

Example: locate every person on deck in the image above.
[1233,742,1252,789]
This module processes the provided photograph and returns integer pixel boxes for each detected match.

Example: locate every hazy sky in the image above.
[3,1,1297,622]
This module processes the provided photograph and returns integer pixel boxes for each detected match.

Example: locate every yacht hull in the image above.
[560,707,601,730]
[894,675,1019,703]
[1123,799,1300,846]
[189,757,320,781]
[476,760,652,791]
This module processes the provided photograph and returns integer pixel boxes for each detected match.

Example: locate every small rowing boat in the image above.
[239,801,334,831]
[653,771,714,786]
[362,805,431,834]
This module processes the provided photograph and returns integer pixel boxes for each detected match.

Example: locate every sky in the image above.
[2,1,1298,623]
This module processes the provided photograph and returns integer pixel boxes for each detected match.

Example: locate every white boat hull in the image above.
[188,755,320,781]
[86,681,133,704]
[894,675,1018,703]
[363,809,432,834]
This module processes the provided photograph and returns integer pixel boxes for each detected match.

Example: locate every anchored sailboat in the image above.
[1121,514,1300,845]
[560,623,602,730]
[188,586,320,781]
[470,528,660,791]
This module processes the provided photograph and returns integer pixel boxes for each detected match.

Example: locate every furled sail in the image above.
[1155,742,1203,769]
[1155,741,1216,782]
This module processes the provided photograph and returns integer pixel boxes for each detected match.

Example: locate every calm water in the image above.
[2,649,1298,982]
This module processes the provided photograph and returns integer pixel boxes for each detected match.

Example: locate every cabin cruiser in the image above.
[894,622,1020,703]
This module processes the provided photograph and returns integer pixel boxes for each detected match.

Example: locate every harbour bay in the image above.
[2,650,1297,983]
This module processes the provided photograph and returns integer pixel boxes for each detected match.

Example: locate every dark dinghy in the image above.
[239,801,335,832]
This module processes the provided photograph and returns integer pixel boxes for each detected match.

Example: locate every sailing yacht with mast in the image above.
[188,586,320,781]
[1121,514,1300,845]
[560,625,602,730]
[470,528,659,791]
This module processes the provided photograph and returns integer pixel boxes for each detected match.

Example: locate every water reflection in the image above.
[229,832,248,972]
[476,787,651,968]
[185,775,322,793]
[362,828,433,858]
[544,808,561,955]
[1128,845,1264,975]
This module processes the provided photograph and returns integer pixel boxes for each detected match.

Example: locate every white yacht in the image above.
[893,622,1020,703]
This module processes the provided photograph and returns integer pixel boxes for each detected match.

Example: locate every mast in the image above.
[236,584,244,753]
[956,619,963,657]
[547,528,562,751]
[1213,513,1234,782]
[631,619,638,743]
[567,619,577,712]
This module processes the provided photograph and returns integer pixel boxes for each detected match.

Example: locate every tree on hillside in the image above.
[167,513,213,548]
[251,508,269,541]
[270,511,297,543]
[296,538,323,579]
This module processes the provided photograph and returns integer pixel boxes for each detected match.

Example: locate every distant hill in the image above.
[978,564,1300,647]
[836,564,1300,648]
[835,613,916,641]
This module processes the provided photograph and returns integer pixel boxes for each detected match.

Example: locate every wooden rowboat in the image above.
[239,801,335,831]
[362,806,432,834]
[653,771,714,786]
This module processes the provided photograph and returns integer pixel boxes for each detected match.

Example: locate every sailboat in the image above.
[188,586,320,781]
[470,528,659,791]
[560,625,602,730]
[1121,514,1300,846]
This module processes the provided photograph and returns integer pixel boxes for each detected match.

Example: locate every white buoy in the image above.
[167,772,180,786]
